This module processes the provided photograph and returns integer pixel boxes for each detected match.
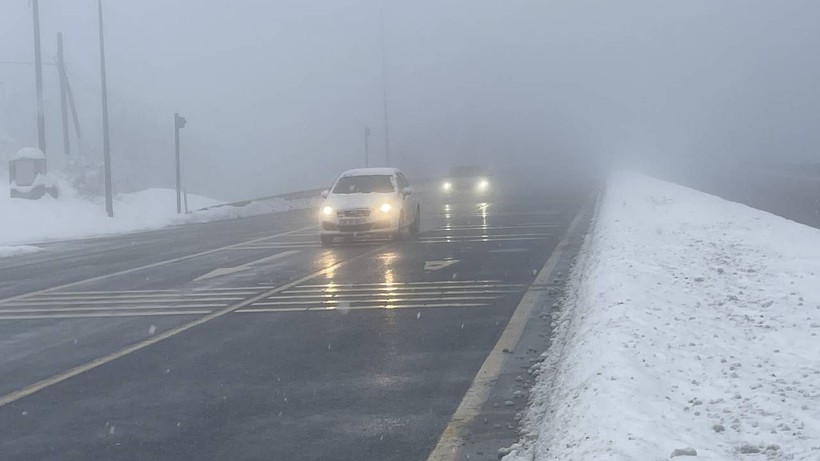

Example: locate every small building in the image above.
[9,147,58,199]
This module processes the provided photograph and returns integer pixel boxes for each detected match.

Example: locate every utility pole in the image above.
[380,7,391,167]
[174,113,187,214]
[32,0,46,154]
[57,33,71,157]
[364,126,371,167]
[98,0,113,217]
[64,68,83,151]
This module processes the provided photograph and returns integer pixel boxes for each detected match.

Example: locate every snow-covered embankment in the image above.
[0,177,318,256]
[506,172,820,460]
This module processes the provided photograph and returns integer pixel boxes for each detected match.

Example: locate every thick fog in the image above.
[1,0,818,200]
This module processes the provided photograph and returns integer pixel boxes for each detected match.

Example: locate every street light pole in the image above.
[57,33,71,157]
[31,0,46,155]
[174,113,187,214]
[97,0,114,217]
[364,126,370,167]
[380,7,391,167]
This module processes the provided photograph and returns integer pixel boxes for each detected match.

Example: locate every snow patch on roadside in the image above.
[184,196,319,223]
[0,245,41,258]
[0,177,223,246]
[0,177,317,248]
[506,171,820,461]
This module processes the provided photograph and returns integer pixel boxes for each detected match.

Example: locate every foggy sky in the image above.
[1,0,819,200]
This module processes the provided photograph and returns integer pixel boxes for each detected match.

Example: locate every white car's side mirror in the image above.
[402,187,413,196]
[321,190,329,198]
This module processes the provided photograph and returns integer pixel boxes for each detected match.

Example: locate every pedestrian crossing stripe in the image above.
[0,281,525,320]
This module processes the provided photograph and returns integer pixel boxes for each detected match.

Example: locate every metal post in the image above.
[32,0,46,155]
[174,113,186,215]
[98,0,113,217]
[57,33,71,157]
[364,126,370,167]
[175,114,181,214]
[380,7,391,167]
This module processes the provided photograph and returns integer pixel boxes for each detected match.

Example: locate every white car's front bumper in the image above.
[320,212,399,237]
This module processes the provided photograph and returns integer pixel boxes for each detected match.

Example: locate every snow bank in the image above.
[183,196,319,224]
[0,245,41,259]
[507,172,820,461]
[1,176,317,250]
[0,176,221,247]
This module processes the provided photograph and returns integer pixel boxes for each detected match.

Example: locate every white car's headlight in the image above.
[321,206,334,216]
[476,179,490,191]
[442,182,452,191]
[379,203,392,213]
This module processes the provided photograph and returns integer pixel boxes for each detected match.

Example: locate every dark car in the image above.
[441,166,492,195]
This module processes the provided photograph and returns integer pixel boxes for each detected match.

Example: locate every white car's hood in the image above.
[322,192,396,210]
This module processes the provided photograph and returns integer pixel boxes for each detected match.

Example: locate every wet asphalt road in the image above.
[0,178,591,461]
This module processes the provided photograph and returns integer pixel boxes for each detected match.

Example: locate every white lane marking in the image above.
[251,296,499,306]
[25,291,258,299]
[0,310,212,321]
[426,198,592,461]
[31,289,176,295]
[236,302,490,314]
[288,284,518,291]
[32,287,268,295]
[267,289,518,299]
[488,248,530,254]
[419,237,551,243]
[296,280,516,288]
[424,260,460,271]
[0,242,386,408]
[193,250,299,281]
[0,303,224,313]
[282,284,522,291]
[190,287,275,291]
[0,225,315,306]
[467,210,568,216]
[228,244,322,250]
[436,224,563,230]
[422,233,554,239]
[3,298,242,307]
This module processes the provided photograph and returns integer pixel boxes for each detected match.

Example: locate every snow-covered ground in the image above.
[506,172,820,461]
[0,176,318,257]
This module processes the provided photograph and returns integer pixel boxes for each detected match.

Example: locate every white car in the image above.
[319,168,421,244]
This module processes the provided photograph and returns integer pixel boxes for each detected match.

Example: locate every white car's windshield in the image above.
[332,175,394,194]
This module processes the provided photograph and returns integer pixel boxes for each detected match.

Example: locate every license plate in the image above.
[340,218,366,225]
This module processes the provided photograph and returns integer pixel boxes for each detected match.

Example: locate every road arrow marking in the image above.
[194,250,299,281]
[424,260,460,271]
